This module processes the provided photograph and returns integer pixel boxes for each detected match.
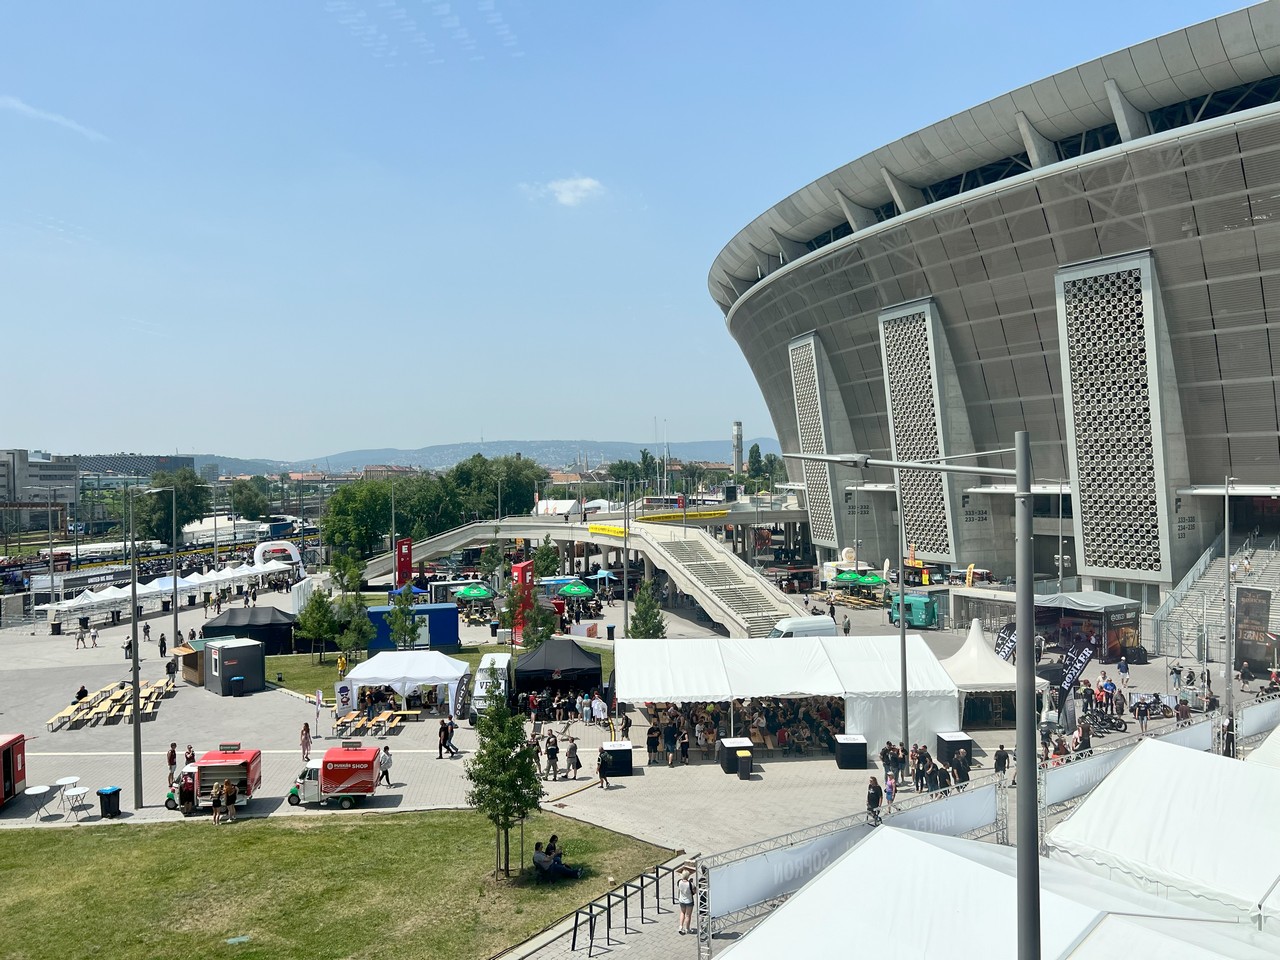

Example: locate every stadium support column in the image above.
[1015,431,1040,960]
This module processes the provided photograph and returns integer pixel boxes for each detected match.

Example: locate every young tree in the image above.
[629,578,667,639]
[464,669,543,878]
[386,584,419,650]
[477,535,505,579]
[532,535,560,579]
[295,590,338,661]
[747,442,764,479]
[333,592,374,661]
[331,551,364,595]
[497,581,557,650]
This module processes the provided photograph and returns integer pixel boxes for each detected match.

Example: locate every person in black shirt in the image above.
[866,776,884,824]
[993,744,1010,781]
[646,723,661,765]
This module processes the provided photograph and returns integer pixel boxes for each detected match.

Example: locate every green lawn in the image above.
[0,809,670,960]
[269,644,617,701]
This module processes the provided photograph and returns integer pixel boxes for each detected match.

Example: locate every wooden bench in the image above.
[143,701,160,721]
[386,716,402,735]
[47,704,80,731]
[763,732,778,757]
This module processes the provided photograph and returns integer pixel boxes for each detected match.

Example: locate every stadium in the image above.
[711,3,1280,609]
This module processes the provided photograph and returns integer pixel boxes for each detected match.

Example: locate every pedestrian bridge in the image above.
[362,512,808,637]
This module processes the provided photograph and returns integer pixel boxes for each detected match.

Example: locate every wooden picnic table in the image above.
[392,710,422,723]
[334,711,359,736]
[369,711,394,737]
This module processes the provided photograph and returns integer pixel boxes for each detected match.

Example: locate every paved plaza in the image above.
[0,585,1197,958]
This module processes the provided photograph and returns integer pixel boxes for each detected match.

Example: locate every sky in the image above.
[0,0,1248,462]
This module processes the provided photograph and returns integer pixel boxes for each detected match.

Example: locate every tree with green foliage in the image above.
[228,478,271,521]
[608,459,642,483]
[629,578,667,639]
[464,667,543,877]
[477,534,505,579]
[331,551,364,595]
[638,449,657,489]
[134,468,210,543]
[497,581,557,650]
[747,443,764,479]
[296,590,338,660]
[532,535,560,579]
[333,592,374,659]
[386,583,419,650]
[322,481,391,557]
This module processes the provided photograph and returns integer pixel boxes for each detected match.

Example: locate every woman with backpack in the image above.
[675,865,696,935]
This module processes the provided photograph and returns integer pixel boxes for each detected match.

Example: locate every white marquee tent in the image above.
[723,827,1277,959]
[1045,738,1280,934]
[1245,723,1280,770]
[615,636,960,747]
[940,619,1050,693]
[343,651,470,709]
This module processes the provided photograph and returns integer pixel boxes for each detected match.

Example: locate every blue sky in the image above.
[0,1,1244,461]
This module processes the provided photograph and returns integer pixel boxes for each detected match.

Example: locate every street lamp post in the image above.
[128,489,143,809]
[788,432,1039,959]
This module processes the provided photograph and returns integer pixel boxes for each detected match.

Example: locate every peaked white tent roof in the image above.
[1246,724,1280,770]
[616,635,958,702]
[343,650,469,699]
[1046,738,1280,933]
[940,619,1049,693]
[724,827,1277,959]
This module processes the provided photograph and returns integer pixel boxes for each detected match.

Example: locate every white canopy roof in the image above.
[343,651,469,698]
[940,619,1049,693]
[1046,739,1280,932]
[724,827,1278,959]
[1246,724,1280,770]
[616,635,958,702]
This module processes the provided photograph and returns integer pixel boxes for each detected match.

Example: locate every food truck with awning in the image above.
[288,743,380,809]
[194,743,263,809]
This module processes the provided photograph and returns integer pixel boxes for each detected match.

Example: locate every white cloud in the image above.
[0,95,107,142]
[522,176,605,207]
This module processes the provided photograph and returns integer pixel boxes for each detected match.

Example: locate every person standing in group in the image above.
[159,634,167,659]
[564,736,580,780]
[866,776,883,824]
[884,773,897,814]
[646,722,661,765]
[678,728,690,765]
[166,742,178,787]
[378,746,393,787]
[620,713,632,742]
[210,780,224,826]
[879,741,894,781]
[122,636,132,660]
[300,722,312,761]
[675,865,696,935]
[664,720,679,768]
[184,744,196,766]
[993,744,1010,782]
[222,779,238,822]
[544,732,560,780]
[596,748,611,789]
[1134,697,1150,735]
[143,623,150,643]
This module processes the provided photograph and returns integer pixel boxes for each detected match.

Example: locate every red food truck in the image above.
[1,734,27,810]
[288,743,380,809]
[193,743,262,810]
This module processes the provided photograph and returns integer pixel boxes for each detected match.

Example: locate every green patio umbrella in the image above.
[558,581,595,598]
[857,573,886,586]
[832,569,862,583]
[455,584,495,600]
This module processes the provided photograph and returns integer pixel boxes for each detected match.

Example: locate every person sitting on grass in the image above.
[533,842,582,880]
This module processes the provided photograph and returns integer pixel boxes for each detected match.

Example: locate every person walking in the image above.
[1135,697,1150,734]
[993,744,1010,782]
[664,720,679,768]
[544,732,560,780]
[596,748,611,789]
[378,746,393,787]
[75,626,86,650]
[89,625,98,648]
[143,623,151,643]
[1117,657,1130,689]
[842,615,851,637]
[300,722,312,761]
[884,773,897,814]
[166,742,178,787]
[159,634,167,659]
[866,776,883,824]
[675,865,696,935]
[446,715,459,755]
[564,736,580,780]
[438,719,451,760]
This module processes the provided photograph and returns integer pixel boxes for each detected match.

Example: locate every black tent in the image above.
[203,607,298,656]
[514,635,603,694]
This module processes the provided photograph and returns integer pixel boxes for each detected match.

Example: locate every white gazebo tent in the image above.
[615,636,960,747]
[722,827,1278,959]
[940,619,1048,726]
[343,651,470,712]
[1045,738,1280,934]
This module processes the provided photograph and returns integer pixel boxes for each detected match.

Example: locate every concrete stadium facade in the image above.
[711,3,1280,607]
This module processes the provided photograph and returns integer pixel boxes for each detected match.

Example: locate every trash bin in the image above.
[97,786,121,818]
[51,621,62,635]
[79,616,90,629]
[736,750,752,780]
[489,621,499,638]
[161,599,172,612]
[607,624,616,642]
[230,676,246,698]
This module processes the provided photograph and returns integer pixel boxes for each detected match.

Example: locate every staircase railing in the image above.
[1152,531,1223,657]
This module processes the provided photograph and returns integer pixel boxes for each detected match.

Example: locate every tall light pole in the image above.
[789,432,1039,959]
[128,488,143,809]
[622,477,631,635]
[1224,475,1236,729]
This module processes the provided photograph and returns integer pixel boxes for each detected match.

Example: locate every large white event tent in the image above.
[722,827,1277,959]
[1245,723,1280,770]
[343,651,470,708]
[614,636,960,747]
[38,563,284,620]
[940,619,1050,694]
[1045,738,1280,933]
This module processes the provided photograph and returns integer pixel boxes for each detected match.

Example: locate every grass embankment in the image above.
[0,809,670,960]
[268,645,617,700]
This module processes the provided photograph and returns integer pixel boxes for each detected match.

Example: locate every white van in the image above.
[470,652,514,725]
[768,615,841,638]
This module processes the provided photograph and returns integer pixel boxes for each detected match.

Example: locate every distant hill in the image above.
[194,439,780,476]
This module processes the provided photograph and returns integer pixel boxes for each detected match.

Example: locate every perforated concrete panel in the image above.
[1057,254,1170,579]
[789,335,839,547]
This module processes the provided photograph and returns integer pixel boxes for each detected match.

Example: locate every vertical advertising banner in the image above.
[395,537,413,586]
[510,561,534,645]
[994,623,1017,661]
[1235,586,1272,672]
